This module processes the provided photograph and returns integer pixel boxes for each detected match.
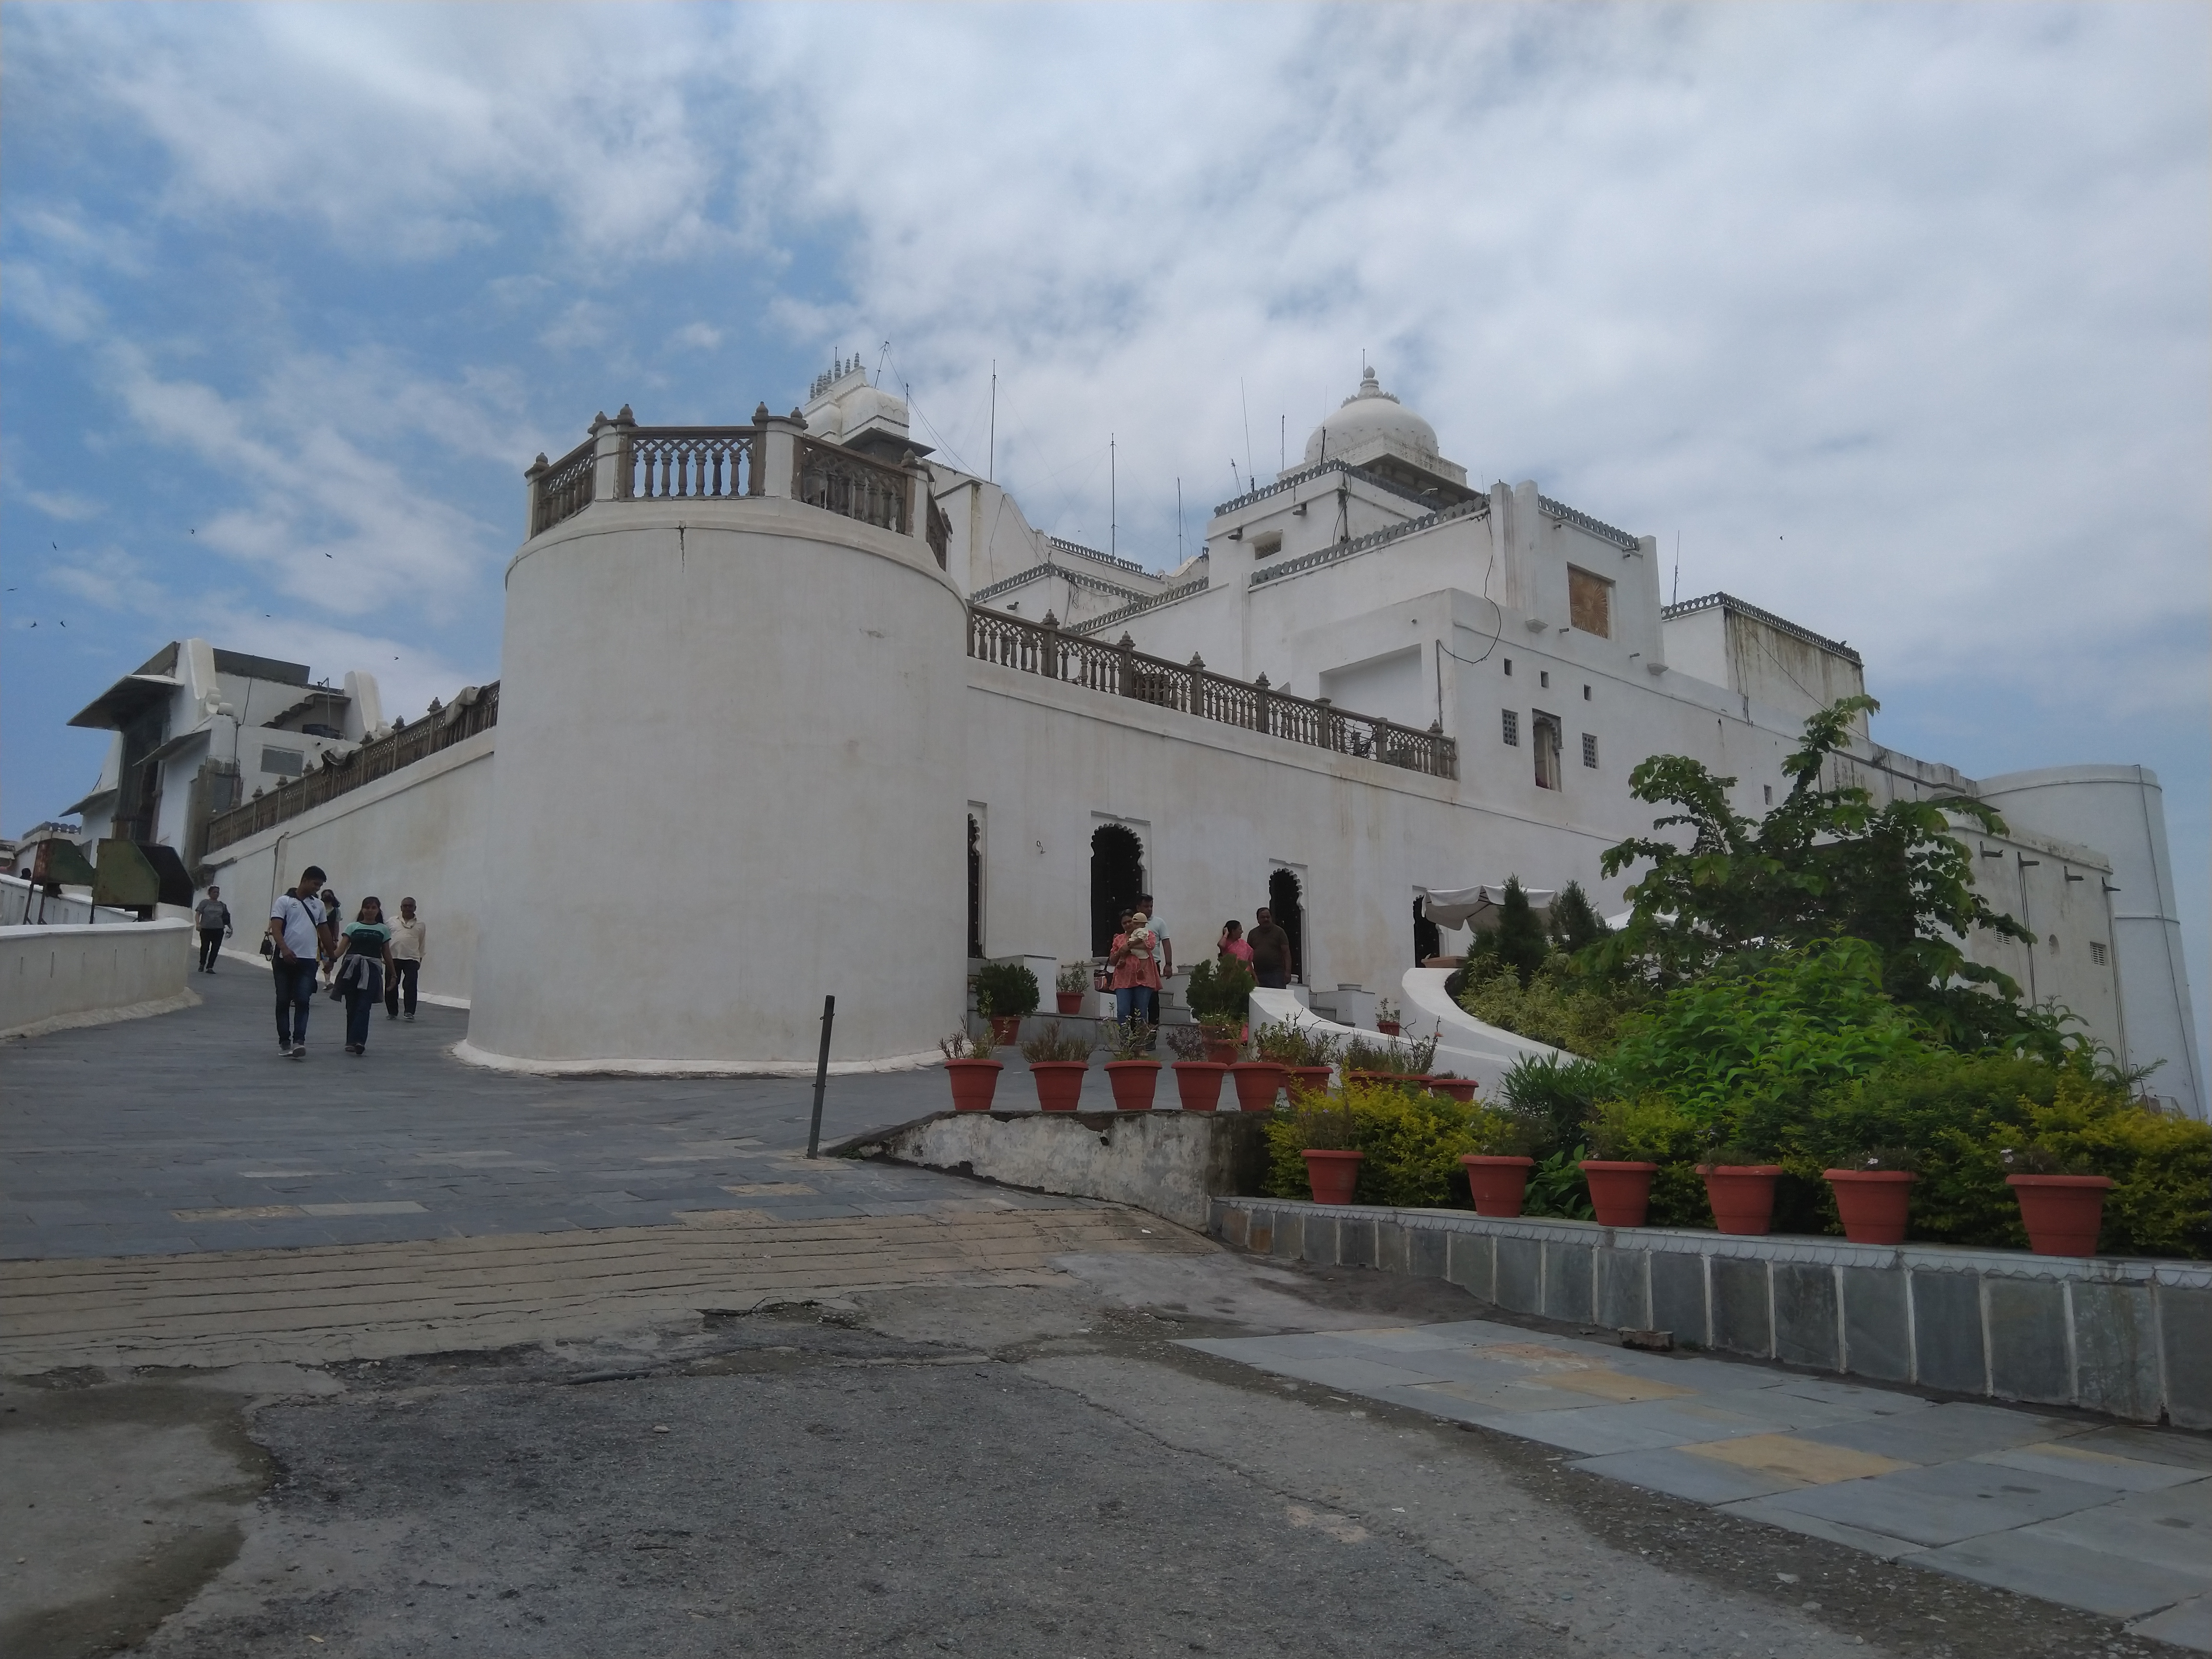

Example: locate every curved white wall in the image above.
[1977,765,2203,1117]
[465,496,966,1071]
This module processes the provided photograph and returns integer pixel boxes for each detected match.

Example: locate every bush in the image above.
[974,960,1040,1020]
[1500,1054,1616,1159]
[1263,1081,1494,1207]
[1456,955,1636,1056]
[1185,957,1256,1026]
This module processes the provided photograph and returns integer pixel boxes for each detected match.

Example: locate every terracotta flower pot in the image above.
[1461,1154,1536,1218]
[944,1058,1003,1112]
[1430,1078,1479,1103]
[1287,1064,1334,1097]
[1172,1060,1226,1111]
[1229,1060,1288,1113]
[1700,1165,1783,1236]
[2008,1174,2113,1256]
[989,1014,1024,1048]
[1203,1037,1239,1065]
[1825,1169,1917,1245]
[1376,1020,1402,1036]
[1302,1149,1364,1204]
[1029,1060,1088,1112]
[1580,1160,1658,1227]
[1105,1059,1160,1111]
[1055,991,1085,1016]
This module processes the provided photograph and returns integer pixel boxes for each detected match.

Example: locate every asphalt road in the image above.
[4,1259,2172,1659]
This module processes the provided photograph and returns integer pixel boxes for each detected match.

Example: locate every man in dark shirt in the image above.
[193,886,231,973]
[1248,906,1292,990]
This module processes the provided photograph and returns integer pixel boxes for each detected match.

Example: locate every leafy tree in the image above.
[1547,879,1611,954]
[1594,693,2041,1047]
[1491,876,1550,987]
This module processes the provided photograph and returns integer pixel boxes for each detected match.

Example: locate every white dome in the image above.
[1302,368,1442,468]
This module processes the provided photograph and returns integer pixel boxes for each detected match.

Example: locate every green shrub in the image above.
[974,960,1040,1020]
[1185,957,1257,1025]
[1589,1095,1713,1227]
[1262,1081,1491,1207]
[1455,955,1635,1056]
[1500,1054,1616,1159]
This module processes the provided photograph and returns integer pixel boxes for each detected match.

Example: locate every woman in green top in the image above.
[335,897,396,1056]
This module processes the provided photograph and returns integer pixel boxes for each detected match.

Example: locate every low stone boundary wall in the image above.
[0,919,196,1040]
[838,1111,1268,1232]
[1210,1197,2212,1429]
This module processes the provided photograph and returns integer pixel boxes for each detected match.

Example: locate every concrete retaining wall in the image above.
[1211,1197,2212,1429]
[0,919,196,1039]
[842,1111,1269,1232]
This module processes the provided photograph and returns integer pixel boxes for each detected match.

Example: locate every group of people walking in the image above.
[1103,898,1297,1035]
[255,865,427,1060]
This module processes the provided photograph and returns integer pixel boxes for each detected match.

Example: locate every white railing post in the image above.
[755,402,800,499]
[592,406,634,502]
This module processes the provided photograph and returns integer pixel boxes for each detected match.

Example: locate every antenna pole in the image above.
[988,360,996,483]
[1177,477,1184,563]
[1672,531,1681,606]
[1279,413,1285,474]
[1109,434,1116,560]
[1239,381,1254,484]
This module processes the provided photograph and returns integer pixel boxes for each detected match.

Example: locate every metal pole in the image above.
[805,994,835,1158]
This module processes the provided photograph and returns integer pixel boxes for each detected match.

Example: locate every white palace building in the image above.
[49,366,2202,1113]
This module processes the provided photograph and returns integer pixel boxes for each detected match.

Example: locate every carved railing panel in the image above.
[529,439,596,536]
[794,437,911,534]
[204,683,502,854]
[967,607,1455,780]
[926,493,951,569]
[626,428,755,502]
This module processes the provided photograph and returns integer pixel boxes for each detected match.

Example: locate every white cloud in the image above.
[23,490,104,522]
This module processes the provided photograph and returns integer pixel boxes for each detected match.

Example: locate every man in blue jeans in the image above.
[266,866,328,1059]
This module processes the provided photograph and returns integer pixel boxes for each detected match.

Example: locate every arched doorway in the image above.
[967,815,983,959]
[1413,896,1440,966]
[1268,867,1305,984]
[1091,824,1146,956]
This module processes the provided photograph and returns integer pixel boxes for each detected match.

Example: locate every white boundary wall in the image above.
[0,919,196,1039]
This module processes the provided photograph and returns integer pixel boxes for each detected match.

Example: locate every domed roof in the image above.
[1302,367,1443,469]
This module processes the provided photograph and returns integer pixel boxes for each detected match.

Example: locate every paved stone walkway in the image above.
[1185,1319,2212,1649]
[0,963,1124,1260]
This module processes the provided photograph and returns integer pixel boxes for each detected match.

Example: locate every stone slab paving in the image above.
[1183,1318,2212,1647]
[0,962,1146,1261]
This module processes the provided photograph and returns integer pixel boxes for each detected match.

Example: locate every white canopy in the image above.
[1418,884,1556,933]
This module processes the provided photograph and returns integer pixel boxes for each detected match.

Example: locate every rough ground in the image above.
[3,1254,2175,1659]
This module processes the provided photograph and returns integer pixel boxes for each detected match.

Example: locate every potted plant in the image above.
[1578,1105,1658,1227]
[1697,1137,1784,1236]
[1290,1094,1362,1204]
[1253,1022,1336,1096]
[1185,957,1257,1055]
[974,960,1040,1048]
[1022,1022,1093,1111]
[1228,1049,1288,1114]
[1054,962,1091,1017]
[1824,1149,1918,1245]
[939,1028,1002,1112]
[2002,1144,2112,1256]
[1461,1118,1537,1217]
[1166,1023,1226,1111]
[1101,1017,1160,1111]
[1429,1071,1479,1104]
[1375,996,1403,1037]
[1198,1018,1241,1065]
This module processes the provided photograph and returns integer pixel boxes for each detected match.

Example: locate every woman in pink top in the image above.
[1109,911,1162,1024]
[1218,918,1255,967]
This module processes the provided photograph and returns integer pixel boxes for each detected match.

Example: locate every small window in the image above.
[1582,733,1599,769]
[1503,658,1513,677]
[261,746,305,777]
[1501,710,1519,747]
[2091,942,2109,966]
[1763,784,1773,805]
[1251,530,1283,557]
[1539,670,1550,689]
[1582,684,1591,701]
[1533,714,1563,789]
[1569,566,1614,637]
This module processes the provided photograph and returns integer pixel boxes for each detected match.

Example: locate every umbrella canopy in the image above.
[1418,884,1556,932]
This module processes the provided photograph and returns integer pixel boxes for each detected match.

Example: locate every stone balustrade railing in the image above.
[204,684,501,854]
[525,406,942,567]
[968,606,1456,780]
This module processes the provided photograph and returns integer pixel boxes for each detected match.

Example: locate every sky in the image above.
[3,3,2206,1050]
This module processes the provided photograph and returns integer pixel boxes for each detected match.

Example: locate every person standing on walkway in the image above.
[1134,895,1171,1034]
[1248,906,1292,991]
[333,897,395,1056]
[1108,910,1161,1027]
[1218,918,1254,969]
[314,888,342,986]
[385,897,425,1022]
[267,867,327,1058]
[194,886,232,974]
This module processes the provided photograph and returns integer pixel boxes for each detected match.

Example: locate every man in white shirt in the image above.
[266,866,328,1059]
